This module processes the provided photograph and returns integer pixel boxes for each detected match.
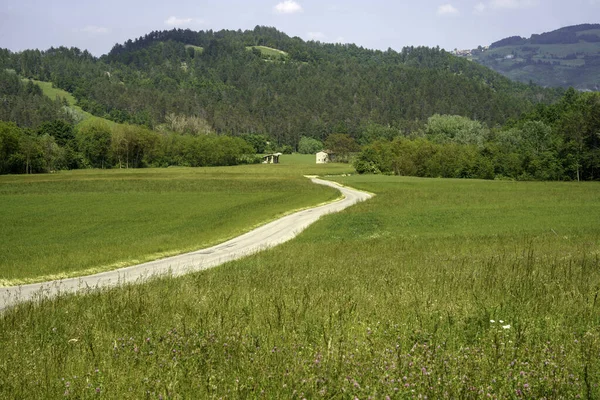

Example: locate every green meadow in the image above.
[0,159,350,284]
[1,170,599,398]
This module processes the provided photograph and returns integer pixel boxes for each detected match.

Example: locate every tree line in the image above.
[0,118,260,175]
[354,88,600,181]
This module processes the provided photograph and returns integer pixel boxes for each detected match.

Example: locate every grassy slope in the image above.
[185,45,287,59]
[28,79,117,127]
[246,46,288,60]
[184,44,204,54]
[1,175,599,398]
[0,158,351,284]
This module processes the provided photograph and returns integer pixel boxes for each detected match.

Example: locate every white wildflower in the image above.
[502,324,511,329]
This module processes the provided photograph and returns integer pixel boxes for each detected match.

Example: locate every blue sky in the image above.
[1,0,598,56]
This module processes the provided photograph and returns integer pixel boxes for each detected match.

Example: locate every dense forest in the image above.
[1,27,558,139]
[2,26,598,180]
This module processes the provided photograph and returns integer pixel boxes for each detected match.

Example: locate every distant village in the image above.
[452,46,518,60]
[451,46,488,58]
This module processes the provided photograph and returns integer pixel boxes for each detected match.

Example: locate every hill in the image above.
[0,26,559,149]
[466,24,600,90]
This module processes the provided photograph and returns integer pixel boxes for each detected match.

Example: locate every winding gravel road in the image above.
[0,177,372,311]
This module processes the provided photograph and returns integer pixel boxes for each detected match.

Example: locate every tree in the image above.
[425,114,489,148]
[298,136,323,154]
[324,134,359,162]
[19,131,43,174]
[0,121,22,174]
[240,134,269,153]
[76,120,112,168]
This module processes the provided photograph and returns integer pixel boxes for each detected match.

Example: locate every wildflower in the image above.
[502,324,511,329]
[490,320,495,323]
[68,339,78,343]
[499,320,504,323]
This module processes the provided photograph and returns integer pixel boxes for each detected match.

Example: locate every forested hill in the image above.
[467,24,600,91]
[2,26,559,147]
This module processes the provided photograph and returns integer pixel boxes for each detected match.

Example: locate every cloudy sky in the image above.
[0,0,598,56]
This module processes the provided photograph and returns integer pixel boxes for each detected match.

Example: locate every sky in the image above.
[0,0,598,56]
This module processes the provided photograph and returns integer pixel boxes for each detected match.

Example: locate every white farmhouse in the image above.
[316,151,329,164]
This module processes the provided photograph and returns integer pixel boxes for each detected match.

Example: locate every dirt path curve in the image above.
[0,177,372,311]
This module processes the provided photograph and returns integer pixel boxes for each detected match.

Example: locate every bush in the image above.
[298,136,323,154]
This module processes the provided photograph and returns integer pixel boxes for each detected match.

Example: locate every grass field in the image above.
[0,159,351,285]
[1,173,599,398]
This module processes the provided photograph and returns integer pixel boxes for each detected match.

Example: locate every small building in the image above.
[262,153,282,164]
[316,150,335,164]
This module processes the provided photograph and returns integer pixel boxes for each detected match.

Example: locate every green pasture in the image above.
[0,159,350,284]
[1,173,599,398]
[184,44,204,54]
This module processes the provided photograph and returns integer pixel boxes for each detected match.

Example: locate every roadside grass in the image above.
[1,175,599,398]
[0,162,348,284]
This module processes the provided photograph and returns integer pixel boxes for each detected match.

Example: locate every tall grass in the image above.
[1,174,598,398]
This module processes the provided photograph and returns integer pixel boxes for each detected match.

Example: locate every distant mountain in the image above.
[463,24,600,91]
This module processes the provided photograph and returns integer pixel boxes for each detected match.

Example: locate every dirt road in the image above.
[0,177,372,311]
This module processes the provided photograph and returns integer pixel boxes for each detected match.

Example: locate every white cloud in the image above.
[474,2,486,13]
[490,0,538,9]
[307,31,326,40]
[274,0,303,14]
[437,3,460,15]
[81,25,110,34]
[164,16,194,26]
[335,36,346,43]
